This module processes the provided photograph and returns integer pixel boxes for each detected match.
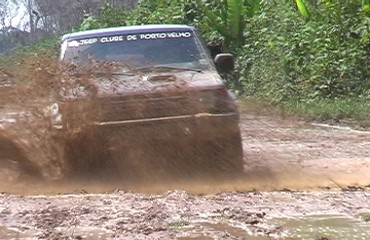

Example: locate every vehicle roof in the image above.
[61,24,195,41]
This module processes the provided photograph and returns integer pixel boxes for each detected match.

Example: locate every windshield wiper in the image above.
[134,65,202,73]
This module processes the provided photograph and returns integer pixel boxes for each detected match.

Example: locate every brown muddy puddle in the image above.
[0,188,369,239]
[1,214,369,239]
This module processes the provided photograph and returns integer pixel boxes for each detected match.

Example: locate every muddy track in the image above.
[240,113,370,189]
[0,111,370,239]
[0,189,369,240]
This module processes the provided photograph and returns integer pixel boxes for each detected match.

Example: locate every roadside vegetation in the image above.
[1,0,370,126]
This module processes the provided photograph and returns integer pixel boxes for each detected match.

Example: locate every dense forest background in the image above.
[1,0,369,120]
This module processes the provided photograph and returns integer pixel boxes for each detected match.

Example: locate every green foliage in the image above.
[281,97,370,127]
[79,0,199,31]
[197,0,262,49]
[126,0,194,25]
[295,0,309,18]
[79,3,129,30]
[237,0,369,101]
[240,96,370,127]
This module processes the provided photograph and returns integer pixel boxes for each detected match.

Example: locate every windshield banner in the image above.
[68,32,193,47]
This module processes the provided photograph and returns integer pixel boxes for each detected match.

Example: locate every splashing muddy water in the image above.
[1,54,246,185]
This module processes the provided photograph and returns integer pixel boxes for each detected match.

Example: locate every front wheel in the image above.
[62,130,121,181]
[140,131,244,181]
[193,132,244,179]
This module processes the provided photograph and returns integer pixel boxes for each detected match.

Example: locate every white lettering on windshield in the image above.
[100,35,124,43]
[80,38,98,45]
[67,32,193,47]
[127,35,137,41]
[140,32,192,40]
[68,38,98,47]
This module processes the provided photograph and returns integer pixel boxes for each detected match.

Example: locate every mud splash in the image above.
[0,55,146,180]
[0,55,61,181]
[0,54,245,187]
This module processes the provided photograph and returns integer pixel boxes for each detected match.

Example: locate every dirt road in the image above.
[0,111,370,239]
[241,113,370,189]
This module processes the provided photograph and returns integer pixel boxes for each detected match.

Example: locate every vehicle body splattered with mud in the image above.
[46,24,243,180]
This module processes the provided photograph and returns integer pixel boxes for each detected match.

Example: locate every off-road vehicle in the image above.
[53,24,243,180]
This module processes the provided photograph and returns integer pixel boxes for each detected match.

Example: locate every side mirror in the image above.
[214,53,235,73]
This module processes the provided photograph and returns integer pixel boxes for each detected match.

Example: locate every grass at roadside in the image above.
[239,97,370,129]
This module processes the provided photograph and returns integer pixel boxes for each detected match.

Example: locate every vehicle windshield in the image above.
[61,31,213,71]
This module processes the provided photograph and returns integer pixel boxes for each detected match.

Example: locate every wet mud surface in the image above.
[0,110,370,239]
[0,190,369,240]
[241,113,370,189]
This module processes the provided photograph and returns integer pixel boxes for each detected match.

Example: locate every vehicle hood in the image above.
[61,70,224,99]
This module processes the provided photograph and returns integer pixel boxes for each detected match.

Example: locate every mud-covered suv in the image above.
[56,24,243,180]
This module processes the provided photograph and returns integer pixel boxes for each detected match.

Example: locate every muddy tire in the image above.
[63,131,121,181]
[190,132,244,179]
[61,129,244,182]
[126,132,245,181]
